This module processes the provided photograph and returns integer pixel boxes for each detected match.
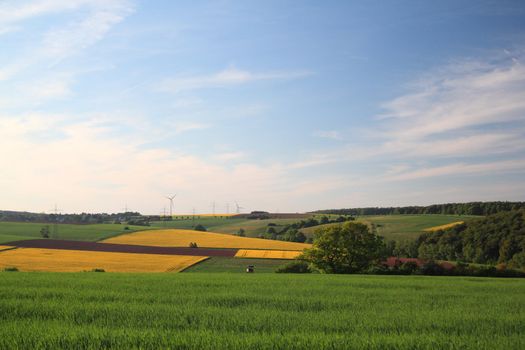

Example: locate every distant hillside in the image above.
[416,210,525,269]
[313,201,525,216]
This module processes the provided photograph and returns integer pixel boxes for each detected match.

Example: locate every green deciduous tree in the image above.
[40,225,50,239]
[193,224,206,232]
[301,222,385,273]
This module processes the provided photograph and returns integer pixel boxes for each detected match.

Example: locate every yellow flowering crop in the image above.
[0,248,207,272]
[234,249,303,259]
[102,229,312,251]
[423,221,464,232]
[0,245,13,251]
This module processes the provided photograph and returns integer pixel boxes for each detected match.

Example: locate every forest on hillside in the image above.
[314,201,525,216]
[414,210,525,269]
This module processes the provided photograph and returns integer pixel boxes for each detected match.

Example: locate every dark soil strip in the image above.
[5,239,238,257]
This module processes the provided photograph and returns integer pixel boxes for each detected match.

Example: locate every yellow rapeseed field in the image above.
[424,221,464,232]
[102,229,312,250]
[235,249,303,259]
[0,248,207,272]
[0,245,13,251]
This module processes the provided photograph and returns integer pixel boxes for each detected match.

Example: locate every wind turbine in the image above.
[235,201,244,214]
[166,194,176,218]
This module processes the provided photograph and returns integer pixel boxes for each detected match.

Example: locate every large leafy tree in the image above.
[302,222,385,273]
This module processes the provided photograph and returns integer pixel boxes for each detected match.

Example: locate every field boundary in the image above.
[6,239,238,257]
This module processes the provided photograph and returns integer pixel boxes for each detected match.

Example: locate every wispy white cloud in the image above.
[170,121,211,134]
[17,75,73,101]
[41,4,133,64]
[386,159,525,182]
[160,66,312,94]
[314,130,342,140]
[0,0,130,28]
[0,0,134,81]
[214,151,245,162]
[378,55,525,141]
[0,114,323,213]
[287,49,525,191]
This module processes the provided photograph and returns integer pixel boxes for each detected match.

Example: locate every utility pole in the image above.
[161,207,167,228]
[50,204,61,239]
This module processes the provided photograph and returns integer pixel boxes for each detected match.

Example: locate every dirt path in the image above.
[5,239,238,257]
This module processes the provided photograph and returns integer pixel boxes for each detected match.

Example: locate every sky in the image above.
[1,0,525,214]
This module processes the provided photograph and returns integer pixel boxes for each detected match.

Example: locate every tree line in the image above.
[0,210,143,225]
[278,220,525,277]
[313,201,525,216]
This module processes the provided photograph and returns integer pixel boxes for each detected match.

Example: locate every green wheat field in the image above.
[1,273,523,349]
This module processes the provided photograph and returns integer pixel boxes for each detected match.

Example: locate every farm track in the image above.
[5,239,238,257]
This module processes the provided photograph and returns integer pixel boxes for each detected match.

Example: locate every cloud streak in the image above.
[160,67,312,94]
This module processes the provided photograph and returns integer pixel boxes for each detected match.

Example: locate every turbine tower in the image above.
[235,201,244,214]
[166,194,176,217]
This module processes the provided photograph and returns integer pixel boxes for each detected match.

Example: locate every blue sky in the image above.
[1,0,525,214]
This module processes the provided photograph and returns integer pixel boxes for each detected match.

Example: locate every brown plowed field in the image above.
[5,239,238,257]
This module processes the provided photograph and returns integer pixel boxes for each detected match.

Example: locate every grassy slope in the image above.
[151,217,304,237]
[0,222,156,244]
[0,273,523,349]
[301,214,473,241]
[183,257,288,273]
[166,214,474,241]
[150,217,246,230]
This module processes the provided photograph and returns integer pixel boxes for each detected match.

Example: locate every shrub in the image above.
[418,260,445,275]
[237,228,246,237]
[4,267,18,272]
[365,264,390,275]
[91,268,105,272]
[509,251,525,270]
[189,242,198,248]
[40,225,50,238]
[275,261,311,273]
[398,261,419,275]
[266,227,276,234]
[194,224,206,232]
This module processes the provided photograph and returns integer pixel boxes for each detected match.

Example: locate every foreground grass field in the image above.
[0,273,523,349]
[0,222,155,244]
